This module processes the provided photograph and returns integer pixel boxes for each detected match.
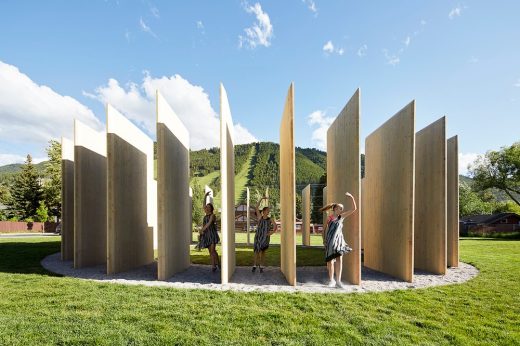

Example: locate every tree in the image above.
[43,140,62,219]
[191,179,204,229]
[470,142,520,206]
[8,155,43,220]
[459,183,495,216]
[35,200,49,222]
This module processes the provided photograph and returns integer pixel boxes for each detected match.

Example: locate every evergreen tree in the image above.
[8,155,43,220]
[43,140,62,218]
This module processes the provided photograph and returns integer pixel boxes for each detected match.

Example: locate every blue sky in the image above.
[0,0,519,173]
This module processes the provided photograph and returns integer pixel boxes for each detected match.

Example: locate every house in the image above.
[460,213,520,235]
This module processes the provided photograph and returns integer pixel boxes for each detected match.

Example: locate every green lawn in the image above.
[192,231,324,247]
[0,237,519,345]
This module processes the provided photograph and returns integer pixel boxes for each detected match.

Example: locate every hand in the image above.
[345,192,353,198]
[205,191,211,196]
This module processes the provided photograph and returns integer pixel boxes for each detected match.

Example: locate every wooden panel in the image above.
[302,184,311,246]
[279,83,296,286]
[326,89,361,285]
[73,120,107,268]
[157,91,191,280]
[361,178,365,250]
[220,84,236,284]
[414,117,447,274]
[61,137,74,261]
[246,187,251,245]
[322,186,327,229]
[447,136,459,267]
[364,101,415,282]
[107,105,154,274]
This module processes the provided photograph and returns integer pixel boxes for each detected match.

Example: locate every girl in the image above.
[252,196,277,273]
[197,191,221,272]
[320,192,357,288]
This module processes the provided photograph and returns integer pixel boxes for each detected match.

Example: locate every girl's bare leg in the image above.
[260,251,266,267]
[334,256,343,282]
[327,260,335,282]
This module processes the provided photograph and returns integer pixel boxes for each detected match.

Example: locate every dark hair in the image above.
[261,206,269,213]
[206,203,214,213]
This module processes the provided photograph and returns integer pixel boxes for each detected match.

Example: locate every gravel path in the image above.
[42,252,478,294]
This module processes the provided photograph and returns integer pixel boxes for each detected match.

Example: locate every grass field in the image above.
[0,237,519,345]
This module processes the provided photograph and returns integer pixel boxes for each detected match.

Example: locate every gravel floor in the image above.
[41,252,478,294]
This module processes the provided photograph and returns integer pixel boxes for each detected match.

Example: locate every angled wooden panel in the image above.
[302,184,311,246]
[414,117,447,274]
[326,89,361,285]
[73,120,107,268]
[279,83,296,286]
[361,178,365,250]
[61,137,74,261]
[220,84,236,284]
[447,135,459,267]
[157,91,191,280]
[364,101,415,282]
[107,104,154,274]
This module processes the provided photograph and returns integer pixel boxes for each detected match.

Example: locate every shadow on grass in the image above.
[461,236,520,241]
[0,241,62,276]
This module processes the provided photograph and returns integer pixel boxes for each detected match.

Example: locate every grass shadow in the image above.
[0,240,62,276]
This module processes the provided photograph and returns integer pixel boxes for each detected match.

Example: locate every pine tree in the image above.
[43,140,62,218]
[8,155,43,220]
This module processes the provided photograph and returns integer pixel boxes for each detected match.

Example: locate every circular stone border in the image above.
[42,253,478,294]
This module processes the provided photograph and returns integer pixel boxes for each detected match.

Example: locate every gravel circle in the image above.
[42,252,478,294]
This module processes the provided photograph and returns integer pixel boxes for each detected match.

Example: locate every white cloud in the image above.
[468,56,479,64]
[0,154,47,166]
[150,6,160,18]
[459,152,479,175]
[383,49,400,66]
[513,78,520,87]
[323,41,334,53]
[307,110,334,150]
[323,40,344,55]
[404,36,411,47]
[449,6,462,19]
[302,0,317,15]
[85,72,257,149]
[139,17,157,38]
[0,60,103,153]
[357,44,367,57]
[238,2,273,49]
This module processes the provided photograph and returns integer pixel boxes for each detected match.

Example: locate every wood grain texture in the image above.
[279,83,296,286]
[364,101,415,283]
[322,186,327,229]
[106,105,154,275]
[220,84,236,284]
[447,135,459,267]
[326,89,361,285]
[157,91,191,280]
[414,117,447,274]
[302,184,311,246]
[73,121,107,268]
[61,137,74,261]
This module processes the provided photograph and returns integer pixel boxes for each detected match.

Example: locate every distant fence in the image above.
[0,221,58,233]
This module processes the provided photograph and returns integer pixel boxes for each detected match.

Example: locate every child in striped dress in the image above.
[320,192,357,288]
[252,197,277,273]
[197,191,220,272]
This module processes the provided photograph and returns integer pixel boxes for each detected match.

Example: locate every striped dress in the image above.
[325,215,352,262]
[254,217,272,253]
[197,214,220,249]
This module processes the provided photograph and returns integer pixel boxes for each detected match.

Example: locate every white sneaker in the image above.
[327,279,336,288]
[336,281,346,289]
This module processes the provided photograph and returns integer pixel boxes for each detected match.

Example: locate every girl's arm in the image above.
[340,192,357,219]
[203,191,211,209]
[269,218,277,235]
[322,221,328,245]
[200,214,215,233]
[256,197,266,219]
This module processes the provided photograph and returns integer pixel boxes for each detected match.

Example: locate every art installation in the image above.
[363,101,415,282]
[220,83,236,284]
[447,135,460,267]
[326,89,361,285]
[106,104,154,275]
[302,184,311,246]
[279,83,297,286]
[414,117,447,275]
[73,120,107,268]
[246,187,251,245]
[157,91,191,280]
[322,186,327,229]
[61,137,74,261]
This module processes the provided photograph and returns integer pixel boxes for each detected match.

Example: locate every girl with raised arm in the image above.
[319,192,357,288]
[252,196,277,273]
[197,191,220,272]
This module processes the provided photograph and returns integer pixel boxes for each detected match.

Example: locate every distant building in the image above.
[460,213,520,235]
